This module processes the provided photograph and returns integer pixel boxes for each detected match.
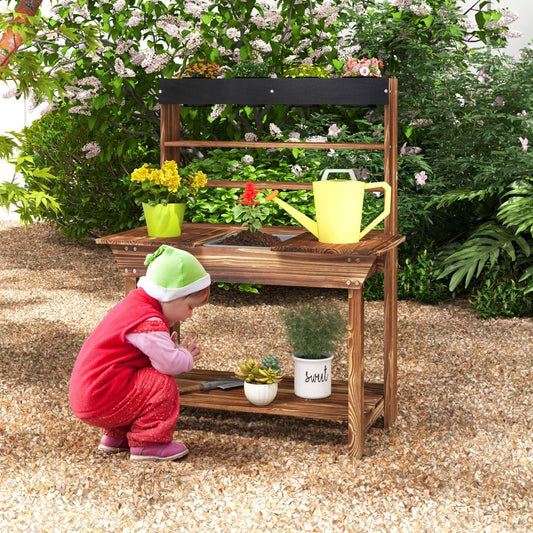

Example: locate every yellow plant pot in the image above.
[142,203,186,238]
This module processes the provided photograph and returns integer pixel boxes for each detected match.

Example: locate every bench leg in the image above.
[347,287,364,459]
[125,277,137,295]
[383,248,398,427]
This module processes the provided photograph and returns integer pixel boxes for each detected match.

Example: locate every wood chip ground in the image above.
[0,221,531,532]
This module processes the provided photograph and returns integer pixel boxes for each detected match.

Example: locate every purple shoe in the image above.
[98,435,129,454]
[130,441,189,462]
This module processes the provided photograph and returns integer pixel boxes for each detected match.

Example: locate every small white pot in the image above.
[293,354,333,399]
[244,382,278,406]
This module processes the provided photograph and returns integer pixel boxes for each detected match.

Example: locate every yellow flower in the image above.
[129,160,208,205]
[189,171,207,194]
[131,164,151,183]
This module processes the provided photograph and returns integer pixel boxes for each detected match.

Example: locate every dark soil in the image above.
[219,230,282,247]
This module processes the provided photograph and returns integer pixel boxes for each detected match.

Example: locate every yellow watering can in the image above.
[265,169,391,244]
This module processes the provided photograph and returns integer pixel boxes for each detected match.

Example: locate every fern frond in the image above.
[428,187,490,209]
[438,221,519,291]
[519,265,533,295]
[498,179,533,237]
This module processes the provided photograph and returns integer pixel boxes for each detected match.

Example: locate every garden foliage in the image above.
[0,0,531,316]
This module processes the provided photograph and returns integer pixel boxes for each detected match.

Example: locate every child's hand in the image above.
[178,334,203,362]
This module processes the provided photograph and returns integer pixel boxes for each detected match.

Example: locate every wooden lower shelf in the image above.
[176,369,384,430]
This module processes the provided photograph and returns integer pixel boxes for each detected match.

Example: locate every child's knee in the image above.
[139,367,179,404]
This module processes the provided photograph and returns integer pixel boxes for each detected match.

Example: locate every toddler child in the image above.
[69,245,210,462]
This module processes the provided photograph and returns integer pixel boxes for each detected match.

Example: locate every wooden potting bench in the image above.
[97,77,404,458]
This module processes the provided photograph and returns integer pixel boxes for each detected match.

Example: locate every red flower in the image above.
[237,181,259,206]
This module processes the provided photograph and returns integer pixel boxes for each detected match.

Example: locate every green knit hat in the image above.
[137,245,210,302]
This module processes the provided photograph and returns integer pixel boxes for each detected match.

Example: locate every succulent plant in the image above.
[235,356,283,384]
[261,355,281,373]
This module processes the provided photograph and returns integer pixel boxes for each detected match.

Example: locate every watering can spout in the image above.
[264,191,319,238]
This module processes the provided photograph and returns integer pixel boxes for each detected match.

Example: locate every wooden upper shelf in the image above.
[158,77,391,107]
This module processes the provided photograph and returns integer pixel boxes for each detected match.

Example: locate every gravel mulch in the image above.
[0,221,532,532]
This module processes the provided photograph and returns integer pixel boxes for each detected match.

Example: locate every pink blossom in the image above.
[519,137,528,152]
[291,164,305,177]
[157,18,181,39]
[328,124,342,137]
[209,104,226,121]
[409,118,433,128]
[141,50,169,74]
[395,0,414,9]
[410,2,431,16]
[82,142,101,159]
[354,167,368,180]
[114,58,135,78]
[294,39,312,55]
[485,8,519,30]
[477,67,493,84]
[264,10,283,26]
[400,143,422,156]
[226,28,240,40]
[310,46,333,61]
[184,1,203,17]
[250,15,267,29]
[2,87,18,99]
[129,50,146,66]
[415,171,428,185]
[125,12,142,28]
[68,106,90,116]
[250,38,272,53]
[269,123,282,137]
[78,77,102,89]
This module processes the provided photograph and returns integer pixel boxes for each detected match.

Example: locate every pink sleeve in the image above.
[125,330,194,376]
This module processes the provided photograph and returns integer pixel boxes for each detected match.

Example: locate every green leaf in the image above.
[498,180,533,237]
[438,222,521,291]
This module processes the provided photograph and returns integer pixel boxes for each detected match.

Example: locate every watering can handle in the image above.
[359,182,392,240]
[321,169,357,181]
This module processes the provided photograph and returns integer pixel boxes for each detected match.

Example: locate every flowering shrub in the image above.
[342,57,383,77]
[232,182,270,232]
[129,160,207,206]
[1,0,529,315]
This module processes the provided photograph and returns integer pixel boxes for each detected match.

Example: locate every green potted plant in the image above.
[229,59,272,78]
[129,159,207,237]
[280,301,345,399]
[235,355,283,406]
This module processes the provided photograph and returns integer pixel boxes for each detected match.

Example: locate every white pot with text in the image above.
[292,354,333,399]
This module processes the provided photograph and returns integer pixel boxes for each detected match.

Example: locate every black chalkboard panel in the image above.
[159,77,390,107]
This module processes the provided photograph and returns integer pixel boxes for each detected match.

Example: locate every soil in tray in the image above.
[219,230,283,247]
